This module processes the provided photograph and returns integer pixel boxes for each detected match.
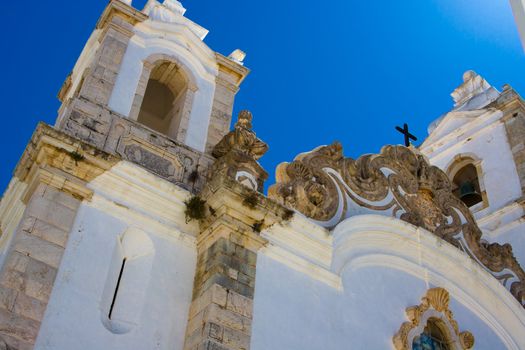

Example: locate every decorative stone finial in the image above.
[450,70,499,110]
[163,0,186,15]
[142,0,209,40]
[235,110,253,129]
[462,70,477,82]
[210,111,268,191]
[143,0,187,22]
[228,49,247,65]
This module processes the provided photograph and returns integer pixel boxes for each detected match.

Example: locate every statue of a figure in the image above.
[212,110,268,160]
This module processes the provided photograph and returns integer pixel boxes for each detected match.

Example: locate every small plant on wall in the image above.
[68,150,85,165]
[243,191,259,209]
[282,208,294,222]
[184,195,207,223]
[252,220,264,233]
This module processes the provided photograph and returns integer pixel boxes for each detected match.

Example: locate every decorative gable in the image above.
[269,143,525,308]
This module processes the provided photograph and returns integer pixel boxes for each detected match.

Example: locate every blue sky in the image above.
[1,0,524,193]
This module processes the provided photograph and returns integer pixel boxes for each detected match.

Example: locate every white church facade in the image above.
[0,1,524,349]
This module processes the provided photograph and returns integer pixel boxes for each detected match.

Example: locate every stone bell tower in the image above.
[0,1,265,349]
[55,0,250,189]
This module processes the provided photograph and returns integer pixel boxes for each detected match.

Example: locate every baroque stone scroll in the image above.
[268,143,525,307]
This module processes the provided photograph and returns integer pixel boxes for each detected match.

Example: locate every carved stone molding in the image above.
[117,135,185,184]
[393,288,474,350]
[268,143,525,307]
[15,123,120,202]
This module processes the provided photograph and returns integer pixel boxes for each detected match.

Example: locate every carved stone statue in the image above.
[212,110,268,160]
[211,111,268,191]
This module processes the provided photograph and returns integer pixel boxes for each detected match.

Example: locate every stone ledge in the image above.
[96,0,148,31]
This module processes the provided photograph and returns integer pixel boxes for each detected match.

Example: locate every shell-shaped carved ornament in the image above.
[394,287,475,350]
[425,287,450,312]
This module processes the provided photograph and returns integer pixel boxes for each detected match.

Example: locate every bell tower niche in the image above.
[134,60,191,140]
[55,0,249,190]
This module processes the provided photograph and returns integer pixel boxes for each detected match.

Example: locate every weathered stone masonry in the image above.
[0,125,118,349]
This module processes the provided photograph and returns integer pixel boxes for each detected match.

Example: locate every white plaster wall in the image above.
[426,123,522,217]
[34,203,197,350]
[108,24,218,152]
[252,215,525,349]
[485,221,525,268]
[252,256,506,350]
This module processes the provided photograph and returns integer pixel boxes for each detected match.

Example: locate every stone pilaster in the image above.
[183,111,288,350]
[0,184,81,350]
[205,54,250,154]
[57,0,147,149]
[183,201,265,350]
[495,86,525,193]
[183,175,291,350]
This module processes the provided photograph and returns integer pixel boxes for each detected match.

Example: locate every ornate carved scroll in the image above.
[393,288,474,350]
[268,143,525,307]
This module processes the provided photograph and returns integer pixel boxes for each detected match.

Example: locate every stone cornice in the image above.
[420,109,503,156]
[203,175,291,225]
[87,161,198,246]
[216,53,250,86]
[14,123,120,202]
[96,0,148,31]
[493,86,525,118]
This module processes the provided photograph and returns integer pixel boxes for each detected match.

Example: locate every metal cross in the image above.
[395,123,417,147]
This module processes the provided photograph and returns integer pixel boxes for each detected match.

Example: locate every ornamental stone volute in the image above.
[268,142,525,307]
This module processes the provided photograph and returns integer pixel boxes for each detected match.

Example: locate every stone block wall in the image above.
[496,87,525,194]
[185,238,257,350]
[59,96,214,192]
[0,184,80,349]
[205,55,250,154]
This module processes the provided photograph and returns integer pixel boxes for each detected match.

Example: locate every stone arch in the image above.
[331,215,525,349]
[107,37,218,151]
[128,54,198,142]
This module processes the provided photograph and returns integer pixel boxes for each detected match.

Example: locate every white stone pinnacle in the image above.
[163,0,186,15]
[228,49,247,65]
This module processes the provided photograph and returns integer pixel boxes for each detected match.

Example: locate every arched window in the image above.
[452,164,483,208]
[446,155,486,210]
[393,288,475,350]
[412,318,451,350]
[137,61,189,139]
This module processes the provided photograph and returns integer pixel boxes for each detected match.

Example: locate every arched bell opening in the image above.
[445,155,487,211]
[136,61,190,140]
[452,164,483,208]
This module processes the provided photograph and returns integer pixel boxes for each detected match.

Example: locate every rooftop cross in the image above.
[395,123,417,147]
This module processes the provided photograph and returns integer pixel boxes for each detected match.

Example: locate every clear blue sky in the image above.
[1,0,524,193]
